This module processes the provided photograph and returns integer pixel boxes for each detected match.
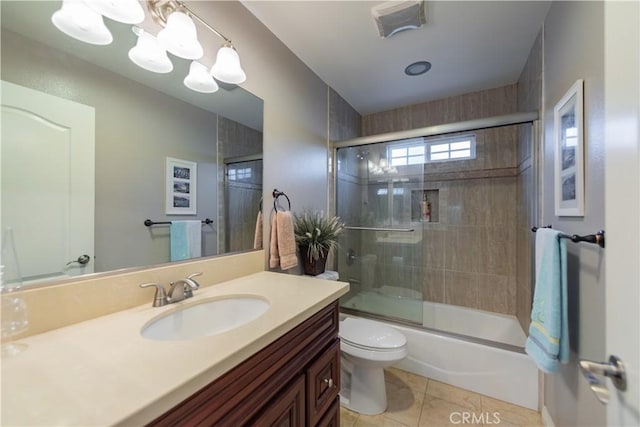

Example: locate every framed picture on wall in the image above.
[166,157,197,215]
[554,79,584,216]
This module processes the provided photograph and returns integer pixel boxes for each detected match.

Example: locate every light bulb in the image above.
[128,29,173,73]
[157,11,203,60]
[184,61,219,93]
[210,45,246,84]
[51,0,113,45]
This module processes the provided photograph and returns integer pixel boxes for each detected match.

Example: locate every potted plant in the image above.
[293,211,344,276]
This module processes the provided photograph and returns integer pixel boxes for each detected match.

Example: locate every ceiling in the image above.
[242,0,551,115]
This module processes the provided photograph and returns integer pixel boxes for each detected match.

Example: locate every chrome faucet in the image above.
[139,272,203,307]
[167,272,202,302]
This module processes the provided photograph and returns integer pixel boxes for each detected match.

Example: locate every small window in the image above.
[227,167,252,181]
[426,136,475,162]
[387,135,476,165]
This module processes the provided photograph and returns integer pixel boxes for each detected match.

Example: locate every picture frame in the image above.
[554,79,584,217]
[165,157,197,215]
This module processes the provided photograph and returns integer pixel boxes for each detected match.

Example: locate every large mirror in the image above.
[0,1,263,287]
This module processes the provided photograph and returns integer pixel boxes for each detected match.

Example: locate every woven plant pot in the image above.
[299,245,327,276]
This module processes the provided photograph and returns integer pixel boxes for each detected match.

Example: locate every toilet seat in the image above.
[339,318,408,362]
[339,317,407,350]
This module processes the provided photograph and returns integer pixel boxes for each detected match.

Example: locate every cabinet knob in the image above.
[324,378,334,388]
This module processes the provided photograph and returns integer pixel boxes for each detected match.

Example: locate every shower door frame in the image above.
[330,112,541,351]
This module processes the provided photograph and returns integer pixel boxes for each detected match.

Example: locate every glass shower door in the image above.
[336,141,424,324]
[224,159,263,252]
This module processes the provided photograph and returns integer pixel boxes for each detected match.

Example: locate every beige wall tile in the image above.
[475,274,516,315]
[423,268,445,303]
[444,271,479,309]
[443,226,516,277]
[483,126,518,170]
[361,84,518,137]
[423,229,446,268]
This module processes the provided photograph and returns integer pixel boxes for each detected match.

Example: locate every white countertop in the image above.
[1,271,349,426]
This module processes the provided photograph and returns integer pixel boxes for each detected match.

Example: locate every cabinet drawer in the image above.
[306,339,340,426]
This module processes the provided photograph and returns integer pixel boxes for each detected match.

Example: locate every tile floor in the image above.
[340,368,543,427]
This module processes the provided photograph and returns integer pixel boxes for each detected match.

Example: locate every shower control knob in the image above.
[346,249,357,266]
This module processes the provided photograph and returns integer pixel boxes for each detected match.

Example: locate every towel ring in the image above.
[272,189,291,212]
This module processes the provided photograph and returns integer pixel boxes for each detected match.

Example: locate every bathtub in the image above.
[340,294,539,410]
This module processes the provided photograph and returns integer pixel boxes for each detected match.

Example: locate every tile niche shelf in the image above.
[411,189,440,223]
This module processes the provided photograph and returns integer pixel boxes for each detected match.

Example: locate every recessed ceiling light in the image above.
[405,61,432,76]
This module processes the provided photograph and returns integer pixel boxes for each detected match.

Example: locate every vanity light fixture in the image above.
[147,0,247,85]
[128,27,174,73]
[51,0,247,93]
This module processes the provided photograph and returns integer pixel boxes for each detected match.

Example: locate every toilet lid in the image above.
[339,317,406,349]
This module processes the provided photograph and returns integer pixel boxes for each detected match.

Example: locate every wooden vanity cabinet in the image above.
[147,301,341,427]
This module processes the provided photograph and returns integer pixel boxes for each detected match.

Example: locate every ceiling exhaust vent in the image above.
[371,0,426,38]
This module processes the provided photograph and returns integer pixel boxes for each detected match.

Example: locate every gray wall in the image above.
[541,2,606,425]
[191,2,330,271]
[1,30,220,272]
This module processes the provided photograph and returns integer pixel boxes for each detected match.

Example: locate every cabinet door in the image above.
[306,339,340,426]
[316,398,339,427]
[249,375,305,427]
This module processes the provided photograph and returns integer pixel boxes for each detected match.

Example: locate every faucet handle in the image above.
[139,283,168,307]
[186,272,203,289]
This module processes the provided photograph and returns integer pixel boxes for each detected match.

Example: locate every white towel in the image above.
[170,220,202,261]
[314,270,339,281]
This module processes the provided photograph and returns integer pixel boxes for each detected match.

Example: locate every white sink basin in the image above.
[141,296,270,341]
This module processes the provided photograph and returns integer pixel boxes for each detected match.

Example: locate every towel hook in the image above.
[272,189,291,212]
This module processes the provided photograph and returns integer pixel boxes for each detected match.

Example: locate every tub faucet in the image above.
[167,272,203,302]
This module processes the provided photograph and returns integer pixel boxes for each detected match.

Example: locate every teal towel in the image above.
[525,228,569,374]
[170,220,202,261]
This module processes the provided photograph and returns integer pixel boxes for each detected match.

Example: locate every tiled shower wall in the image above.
[516,31,542,330]
[360,85,520,315]
[329,88,362,220]
[217,116,263,253]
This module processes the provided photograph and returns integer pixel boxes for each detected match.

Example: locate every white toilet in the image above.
[339,317,408,415]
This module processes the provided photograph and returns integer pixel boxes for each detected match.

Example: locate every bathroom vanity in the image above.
[149,302,340,426]
[1,271,349,426]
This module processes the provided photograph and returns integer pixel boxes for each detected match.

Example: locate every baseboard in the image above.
[542,405,555,427]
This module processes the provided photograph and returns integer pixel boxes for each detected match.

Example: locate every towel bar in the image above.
[531,226,605,248]
[144,219,213,226]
